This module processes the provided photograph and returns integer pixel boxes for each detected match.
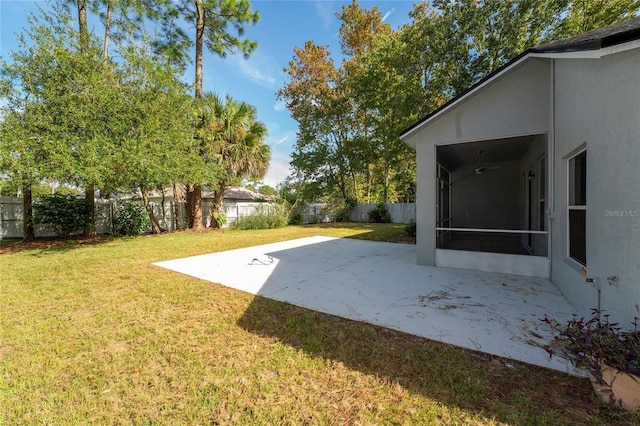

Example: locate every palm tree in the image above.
[175,0,259,229]
[194,94,270,226]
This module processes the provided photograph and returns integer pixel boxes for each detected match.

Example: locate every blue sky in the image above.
[1,0,417,187]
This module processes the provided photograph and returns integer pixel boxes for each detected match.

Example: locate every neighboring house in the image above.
[141,186,268,202]
[203,187,274,227]
[145,186,272,228]
[202,187,272,202]
[400,18,640,323]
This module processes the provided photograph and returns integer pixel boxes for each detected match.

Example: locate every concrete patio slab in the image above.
[154,236,576,373]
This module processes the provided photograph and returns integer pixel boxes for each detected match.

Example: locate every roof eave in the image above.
[400,18,640,145]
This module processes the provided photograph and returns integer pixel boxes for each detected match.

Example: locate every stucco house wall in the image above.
[408,58,551,147]
[551,48,640,322]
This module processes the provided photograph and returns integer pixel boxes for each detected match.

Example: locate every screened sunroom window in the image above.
[568,151,586,265]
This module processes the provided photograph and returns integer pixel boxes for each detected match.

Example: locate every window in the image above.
[568,151,586,265]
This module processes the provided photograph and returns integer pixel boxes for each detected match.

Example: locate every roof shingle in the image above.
[532,16,640,52]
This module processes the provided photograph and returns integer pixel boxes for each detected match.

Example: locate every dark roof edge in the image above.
[529,39,601,53]
[400,17,640,140]
[602,26,640,48]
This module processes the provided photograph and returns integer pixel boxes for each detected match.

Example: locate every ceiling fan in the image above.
[467,150,501,175]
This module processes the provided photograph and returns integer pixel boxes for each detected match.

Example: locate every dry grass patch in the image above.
[1,224,638,424]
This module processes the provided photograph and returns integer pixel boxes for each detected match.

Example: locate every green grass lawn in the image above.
[1,223,638,425]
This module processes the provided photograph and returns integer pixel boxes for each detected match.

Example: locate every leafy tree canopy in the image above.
[280,0,640,205]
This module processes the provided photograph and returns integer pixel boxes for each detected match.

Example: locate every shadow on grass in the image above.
[150,229,632,424]
[0,235,115,255]
[1,223,411,256]
[237,296,627,425]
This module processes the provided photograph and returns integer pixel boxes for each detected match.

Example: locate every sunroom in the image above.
[401,55,553,278]
[434,134,549,277]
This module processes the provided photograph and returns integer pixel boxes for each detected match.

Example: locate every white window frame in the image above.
[567,148,587,266]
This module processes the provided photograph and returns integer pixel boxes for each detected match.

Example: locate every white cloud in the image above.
[273,100,287,112]
[382,8,395,22]
[263,157,293,188]
[267,130,296,152]
[274,134,289,147]
[311,0,335,28]
[231,54,277,88]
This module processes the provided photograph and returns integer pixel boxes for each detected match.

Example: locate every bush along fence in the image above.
[0,196,416,239]
[0,196,280,239]
[349,203,415,224]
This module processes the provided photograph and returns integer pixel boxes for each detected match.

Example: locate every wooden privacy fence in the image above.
[349,203,416,224]
[0,196,416,239]
[0,196,278,239]
[295,203,416,224]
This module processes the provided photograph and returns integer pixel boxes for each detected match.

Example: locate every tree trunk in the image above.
[77,0,89,52]
[338,172,348,203]
[84,183,96,237]
[351,170,359,203]
[210,185,226,228]
[103,0,112,59]
[140,187,163,234]
[195,0,204,99]
[159,186,168,231]
[366,164,372,203]
[172,181,180,231]
[22,183,35,242]
[383,158,390,203]
[186,183,195,227]
[77,0,95,237]
[212,185,226,215]
[185,183,203,229]
[184,1,205,231]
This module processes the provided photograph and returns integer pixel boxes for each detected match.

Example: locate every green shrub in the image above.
[212,212,227,229]
[405,218,416,237]
[32,194,92,237]
[368,203,392,223]
[112,202,150,236]
[232,206,288,230]
[333,210,350,222]
[288,212,303,225]
[321,197,355,222]
[285,200,305,225]
[336,197,356,222]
